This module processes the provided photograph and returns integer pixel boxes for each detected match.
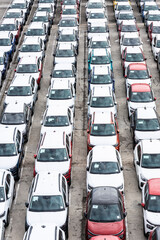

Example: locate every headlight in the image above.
[119,234,124,239]
[69,105,74,109]
[0,211,5,218]
[140,174,147,182]
[146,220,155,230]
[118,184,123,190]
[88,184,93,191]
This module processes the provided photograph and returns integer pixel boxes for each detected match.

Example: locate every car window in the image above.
[62,177,67,204]
[88,150,93,169]
[6,174,11,186]
[144,183,149,204]
[137,145,141,162]
[5,181,9,197]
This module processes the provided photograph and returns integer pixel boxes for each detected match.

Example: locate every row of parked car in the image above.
[115,0,160,238]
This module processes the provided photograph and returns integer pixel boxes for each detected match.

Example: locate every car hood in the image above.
[88,219,124,235]
[0,156,18,169]
[47,99,74,109]
[124,60,146,69]
[90,135,117,146]
[126,78,151,87]
[0,124,26,134]
[51,77,75,85]
[89,106,116,116]
[146,211,160,225]
[88,19,107,26]
[58,27,78,33]
[4,96,33,107]
[135,130,160,141]
[41,125,73,136]
[88,33,109,40]
[18,51,42,60]
[35,160,70,174]
[58,41,77,47]
[128,101,156,110]
[15,73,39,80]
[54,56,75,64]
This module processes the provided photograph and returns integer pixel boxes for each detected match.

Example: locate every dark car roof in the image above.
[91,186,120,205]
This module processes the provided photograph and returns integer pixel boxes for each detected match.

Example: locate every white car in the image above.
[58,18,79,34]
[87,11,108,26]
[32,11,52,35]
[134,139,160,189]
[4,75,38,114]
[120,32,143,54]
[119,20,139,42]
[0,32,16,62]
[142,2,158,20]
[144,10,160,31]
[37,3,54,23]
[116,11,135,27]
[40,106,74,137]
[127,83,156,117]
[114,2,133,18]
[87,21,109,41]
[88,86,117,117]
[54,43,77,66]
[23,224,66,240]
[88,35,111,54]
[61,5,79,21]
[149,22,160,43]
[86,145,124,192]
[4,9,25,28]
[46,79,75,110]
[86,1,106,19]
[25,171,69,237]
[152,34,160,60]
[57,29,79,52]
[9,0,30,22]
[141,178,160,236]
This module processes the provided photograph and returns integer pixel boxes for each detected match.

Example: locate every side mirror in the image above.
[154,97,156,101]
[117,129,120,133]
[150,75,152,78]
[66,202,69,207]
[18,149,22,153]
[124,75,127,78]
[14,69,16,72]
[120,167,123,171]
[141,203,145,208]
[84,212,87,218]
[123,212,127,218]
[50,74,52,77]
[25,202,29,208]
[53,53,55,56]
[46,94,49,98]
[86,167,89,171]
[40,120,43,125]
[38,69,41,72]
[136,160,140,166]
[69,154,72,158]
[34,154,37,159]
[87,101,90,105]
[153,44,155,47]
[126,97,129,101]
[87,129,89,133]
[7,193,11,199]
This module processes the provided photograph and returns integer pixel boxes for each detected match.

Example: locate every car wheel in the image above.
[5,211,10,227]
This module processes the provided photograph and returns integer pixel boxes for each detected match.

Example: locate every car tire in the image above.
[5,211,10,227]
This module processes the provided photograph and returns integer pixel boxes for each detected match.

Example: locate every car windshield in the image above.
[39,0,54,2]
[119,13,134,20]
[148,14,160,21]
[128,69,149,79]
[26,29,45,36]
[59,19,76,27]
[10,3,26,9]
[91,74,112,84]
[59,34,75,41]
[88,2,104,8]
[147,195,160,212]
[38,7,51,13]
[89,13,105,19]
[21,44,41,52]
[29,195,65,212]
[125,53,144,62]
[63,0,77,5]
[5,12,21,18]
[91,56,110,64]
[91,41,109,49]
[135,119,160,131]
[56,49,74,57]
[17,64,38,73]
[0,57,4,65]
[130,91,153,102]
[49,89,72,99]
[156,40,160,48]
[89,203,122,222]
[52,70,73,78]
[90,162,120,174]
[0,187,5,202]
[37,148,68,162]
[91,124,116,136]
[121,25,137,32]
[1,113,25,124]
[123,38,141,46]
[117,5,131,10]
[62,9,77,14]
[153,26,160,33]
[0,38,11,46]
[33,16,48,22]
[144,5,158,11]
[7,86,32,96]
[142,154,160,168]
[91,97,114,107]
[0,24,16,31]
[0,143,17,156]
[44,115,69,126]
[90,26,107,33]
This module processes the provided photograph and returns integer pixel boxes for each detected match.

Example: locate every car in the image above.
[38,0,55,9]
[58,18,79,34]
[137,0,156,11]
[85,186,126,239]
[18,37,45,61]
[53,43,77,66]
[25,171,69,236]
[4,9,26,29]
[25,22,48,47]
[88,36,111,54]
[86,145,124,192]
[90,237,122,240]
[157,51,160,71]
[23,224,66,240]
[113,0,131,8]
[50,63,76,89]
[60,6,79,22]
[118,21,140,41]
[40,105,74,138]
[86,1,105,19]
[148,227,160,240]
[57,29,79,52]
[148,22,160,43]
[88,49,113,73]
[0,170,15,227]
[0,32,16,62]
[0,126,24,180]
[0,52,10,83]
[15,56,43,89]
[141,2,158,22]
[126,83,156,117]
[9,0,30,22]
[87,111,120,152]
[144,10,160,32]
[87,21,109,41]
[88,65,115,93]
[37,3,54,24]
[61,0,79,10]
[151,35,160,60]
[34,131,72,185]
[122,47,146,75]
[32,11,52,35]
[120,32,143,54]
[0,102,32,143]
[88,86,117,117]
[116,11,135,28]
[4,75,38,115]
[114,2,133,19]
[141,178,160,236]
[46,79,75,110]
[125,63,152,91]
[130,107,160,147]
[134,139,160,189]
[87,11,108,27]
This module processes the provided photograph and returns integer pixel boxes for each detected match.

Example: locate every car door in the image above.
[31,78,38,104]
[5,174,13,209]
[134,143,141,178]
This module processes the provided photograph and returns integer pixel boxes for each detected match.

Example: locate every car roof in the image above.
[1,18,16,24]
[40,131,66,148]
[121,20,136,26]
[61,29,75,34]
[34,171,62,195]
[0,32,11,39]
[4,101,25,113]
[131,83,151,92]
[6,9,22,13]
[0,126,17,143]
[123,32,140,38]
[136,107,157,119]
[11,75,33,86]
[90,21,106,27]
[147,10,160,14]
[92,48,108,56]
[34,11,48,16]
[141,139,160,154]
[54,63,73,70]
[93,111,114,124]
[18,56,39,64]
[38,3,52,7]
[93,65,110,75]
[92,145,117,162]
[51,79,71,89]
[91,186,119,205]
[92,86,112,96]
[144,1,157,5]
[119,10,133,15]
[116,2,131,5]
[46,105,68,116]
[148,178,160,195]
[91,36,108,41]
[128,63,147,70]
[126,47,143,53]
[28,22,44,29]
[22,37,41,44]
[58,42,73,49]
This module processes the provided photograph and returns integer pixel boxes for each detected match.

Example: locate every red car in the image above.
[91,236,121,240]
[148,22,160,43]
[85,186,126,240]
